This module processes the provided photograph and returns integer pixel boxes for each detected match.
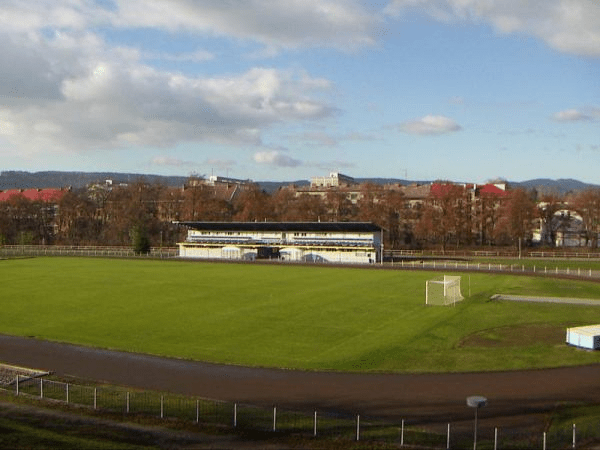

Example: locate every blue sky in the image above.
[1,1,599,184]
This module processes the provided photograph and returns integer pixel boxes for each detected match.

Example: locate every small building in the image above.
[310,172,355,188]
[176,221,382,264]
[566,325,600,350]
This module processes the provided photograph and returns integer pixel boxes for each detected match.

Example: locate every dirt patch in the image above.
[459,324,566,347]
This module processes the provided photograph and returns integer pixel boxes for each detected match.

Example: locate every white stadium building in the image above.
[176,222,382,264]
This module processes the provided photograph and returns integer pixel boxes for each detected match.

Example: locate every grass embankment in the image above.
[2,257,600,373]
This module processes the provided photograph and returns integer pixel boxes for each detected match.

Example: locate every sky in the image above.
[0,0,599,184]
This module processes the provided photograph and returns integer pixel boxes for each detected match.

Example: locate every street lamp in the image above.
[467,395,487,450]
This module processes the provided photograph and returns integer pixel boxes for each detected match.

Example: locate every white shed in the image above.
[566,325,600,350]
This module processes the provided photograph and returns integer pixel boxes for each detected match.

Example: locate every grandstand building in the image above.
[176,222,382,264]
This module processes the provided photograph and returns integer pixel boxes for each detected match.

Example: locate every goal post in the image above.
[426,275,464,306]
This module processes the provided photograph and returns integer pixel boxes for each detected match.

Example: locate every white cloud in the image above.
[385,0,600,57]
[152,156,196,167]
[552,109,592,122]
[0,26,335,154]
[253,150,302,167]
[399,115,462,135]
[204,158,237,170]
[111,0,382,52]
[143,49,214,63]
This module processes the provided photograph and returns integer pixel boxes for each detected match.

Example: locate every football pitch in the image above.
[3,257,600,373]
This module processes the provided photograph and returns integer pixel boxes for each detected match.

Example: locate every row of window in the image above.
[195,231,368,238]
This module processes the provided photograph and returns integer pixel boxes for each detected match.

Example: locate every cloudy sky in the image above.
[1,0,599,183]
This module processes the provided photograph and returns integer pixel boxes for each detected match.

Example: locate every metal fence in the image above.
[391,249,600,259]
[3,245,600,281]
[390,258,600,281]
[0,245,177,258]
[1,375,596,448]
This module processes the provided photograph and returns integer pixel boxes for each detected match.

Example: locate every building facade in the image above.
[176,221,382,264]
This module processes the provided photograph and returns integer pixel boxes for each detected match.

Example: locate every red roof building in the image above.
[0,188,68,203]
[476,183,508,197]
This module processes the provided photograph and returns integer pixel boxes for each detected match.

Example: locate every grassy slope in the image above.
[3,257,600,373]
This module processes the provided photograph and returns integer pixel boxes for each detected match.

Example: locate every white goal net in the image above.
[426,275,464,306]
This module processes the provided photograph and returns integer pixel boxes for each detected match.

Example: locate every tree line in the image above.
[1,177,600,252]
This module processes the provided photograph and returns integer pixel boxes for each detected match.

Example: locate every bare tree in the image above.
[415,183,466,253]
[493,188,537,254]
[572,188,600,248]
[232,185,273,222]
[56,189,102,245]
[536,192,565,247]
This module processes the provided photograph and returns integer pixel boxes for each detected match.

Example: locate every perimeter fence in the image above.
[3,245,600,282]
[389,258,600,280]
[390,249,600,259]
[0,245,177,258]
[1,374,598,449]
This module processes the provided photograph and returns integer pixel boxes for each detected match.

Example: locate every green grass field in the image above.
[3,257,600,373]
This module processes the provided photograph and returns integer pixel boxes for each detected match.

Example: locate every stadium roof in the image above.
[176,222,381,233]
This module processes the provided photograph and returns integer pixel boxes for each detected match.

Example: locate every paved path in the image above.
[2,334,600,430]
[492,294,600,305]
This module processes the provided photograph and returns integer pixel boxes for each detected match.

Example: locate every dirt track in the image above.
[2,334,600,433]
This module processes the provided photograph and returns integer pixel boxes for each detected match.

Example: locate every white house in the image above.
[176,222,382,264]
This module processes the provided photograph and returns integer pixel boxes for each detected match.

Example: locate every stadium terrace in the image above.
[175,221,382,264]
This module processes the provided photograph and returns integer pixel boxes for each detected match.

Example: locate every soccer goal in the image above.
[425,275,464,306]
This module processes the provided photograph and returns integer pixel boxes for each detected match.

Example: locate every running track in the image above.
[2,334,600,429]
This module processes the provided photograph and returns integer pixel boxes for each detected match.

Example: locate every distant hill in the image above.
[0,171,188,190]
[513,178,599,195]
[1,171,598,195]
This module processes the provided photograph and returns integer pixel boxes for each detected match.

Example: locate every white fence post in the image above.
[356,414,360,441]
[494,427,498,450]
[447,423,451,449]
[273,406,277,432]
[40,378,43,399]
[233,403,237,427]
[15,375,19,396]
[573,423,576,449]
[94,387,97,409]
[543,431,547,450]
[313,410,317,437]
[401,419,404,446]
[126,392,130,413]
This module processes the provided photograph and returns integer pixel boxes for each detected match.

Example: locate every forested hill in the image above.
[0,170,598,194]
[0,171,188,190]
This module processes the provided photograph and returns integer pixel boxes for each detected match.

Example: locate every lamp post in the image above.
[467,396,487,450]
